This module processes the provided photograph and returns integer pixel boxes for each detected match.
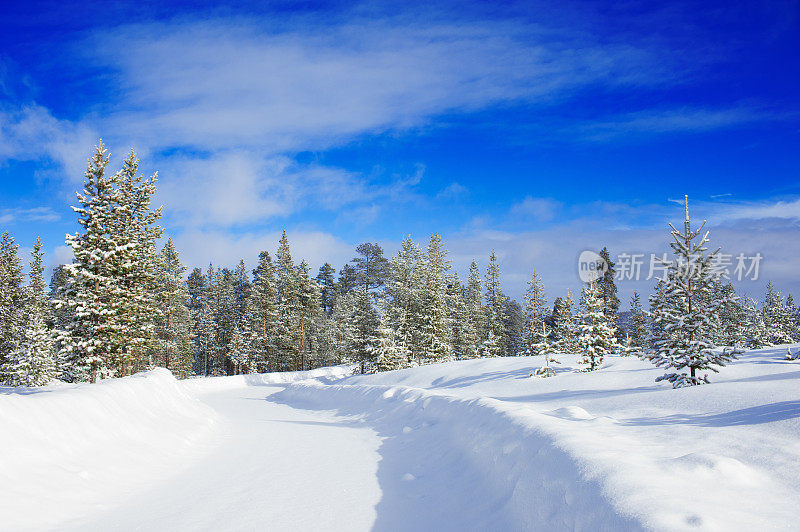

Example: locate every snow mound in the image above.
[179,365,354,394]
[272,381,642,531]
[546,405,595,420]
[0,369,217,530]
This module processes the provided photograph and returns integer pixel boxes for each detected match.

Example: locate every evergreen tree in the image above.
[481,251,506,357]
[628,291,650,349]
[462,261,485,359]
[113,149,163,374]
[374,309,410,372]
[4,239,56,386]
[597,247,620,331]
[316,263,337,316]
[352,243,389,295]
[295,260,321,371]
[642,196,737,387]
[501,298,525,356]
[552,291,577,353]
[531,321,559,378]
[577,281,617,371]
[762,282,795,344]
[419,234,452,364]
[743,297,770,349]
[337,264,357,295]
[0,231,25,381]
[446,272,468,360]
[275,232,301,370]
[153,240,193,379]
[384,236,424,365]
[247,252,279,372]
[523,270,548,356]
[57,142,124,383]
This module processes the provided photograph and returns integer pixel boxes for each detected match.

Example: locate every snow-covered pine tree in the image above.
[316,263,337,316]
[344,287,379,373]
[786,294,799,341]
[3,239,56,386]
[247,251,279,372]
[531,322,559,377]
[743,297,770,349]
[576,280,617,371]
[462,261,485,359]
[762,282,795,345]
[187,267,210,374]
[0,231,25,382]
[57,142,125,383]
[523,270,548,356]
[374,306,410,372]
[208,267,237,375]
[296,260,321,371]
[419,234,453,364]
[502,297,525,356]
[628,291,650,350]
[275,232,301,371]
[49,265,73,375]
[597,247,621,333]
[712,282,745,347]
[153,239,193,379]
[228,324,249,375]
[552,291,577,353]
[446,271,468,360]
[113,149,163,374]
[331,291,357,365]
[384,236,424,365]
[352,243,390,296]
[642,195,737,387]
[337,264,358,296]
[480,251,507,357]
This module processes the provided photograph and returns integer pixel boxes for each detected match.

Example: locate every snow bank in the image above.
[0,369,217,530]
[179,364,355,394]
[272,381,642,531]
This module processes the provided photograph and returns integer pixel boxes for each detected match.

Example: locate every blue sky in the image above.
[1,0,799,304]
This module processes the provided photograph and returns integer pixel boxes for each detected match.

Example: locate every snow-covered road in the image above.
[76,385,383,531]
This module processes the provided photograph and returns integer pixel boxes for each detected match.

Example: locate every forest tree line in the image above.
[1,145,799,388]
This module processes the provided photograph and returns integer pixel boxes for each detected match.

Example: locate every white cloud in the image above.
[0,105,97,183]
[574,106,769,141]
[0,206,60,225]
[509,197,562,222]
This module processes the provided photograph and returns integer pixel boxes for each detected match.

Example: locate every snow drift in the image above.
[0,369,217,530]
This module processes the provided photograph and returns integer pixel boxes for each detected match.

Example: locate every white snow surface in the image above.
[2,347,800,531]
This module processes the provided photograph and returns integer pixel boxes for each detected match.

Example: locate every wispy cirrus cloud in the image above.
[573,105,772,142]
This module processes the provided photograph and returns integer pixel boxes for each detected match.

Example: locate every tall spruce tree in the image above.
[247,252,279,372]
[642,196,737,387]
[462,261,485,359]
[481,251,506,357]
[295,260,321,371]
[385,236,424,365]
[153,240,193,379]
[114,149,163,374]
[552,291,577,353]
[419,234,452,364]
[597,247,620,330]
[57,142,124,383]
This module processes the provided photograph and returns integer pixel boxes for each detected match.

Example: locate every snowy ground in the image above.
[2,346,800,531]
